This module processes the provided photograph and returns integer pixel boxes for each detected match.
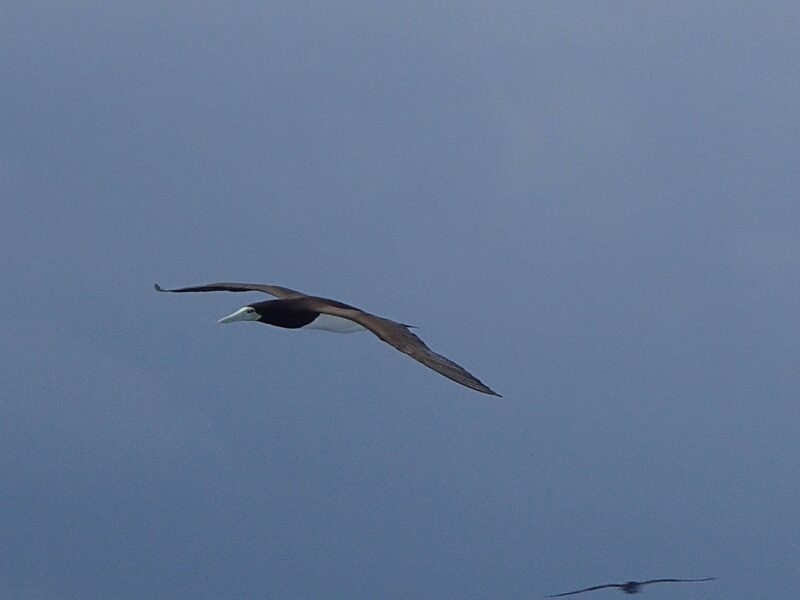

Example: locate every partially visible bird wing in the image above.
[546,584,620,597]
[641,578,716,586]
[155,282,306,299]
[308,301,502,397]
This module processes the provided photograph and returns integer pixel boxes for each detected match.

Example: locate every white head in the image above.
[217,306,260,324]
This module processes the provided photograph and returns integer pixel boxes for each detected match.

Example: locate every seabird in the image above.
[546,578,716,596]
[154,281,501,396]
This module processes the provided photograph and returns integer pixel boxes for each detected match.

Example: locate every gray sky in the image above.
[2,2,799,599]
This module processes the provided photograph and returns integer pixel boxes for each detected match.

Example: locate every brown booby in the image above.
[155,281,501,396]
[546,577,716,596]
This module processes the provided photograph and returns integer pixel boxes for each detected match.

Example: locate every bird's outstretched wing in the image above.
[308,301,502,397]
[641,578,716,586]
[546,584,620,597]
[155,282,306,299]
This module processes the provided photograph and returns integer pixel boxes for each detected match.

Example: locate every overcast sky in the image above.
[2,2,799,599]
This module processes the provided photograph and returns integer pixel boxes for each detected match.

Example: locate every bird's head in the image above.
[217,304,262,324]
[621,582,642,594]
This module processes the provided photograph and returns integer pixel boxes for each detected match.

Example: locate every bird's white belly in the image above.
[304,314,366,333]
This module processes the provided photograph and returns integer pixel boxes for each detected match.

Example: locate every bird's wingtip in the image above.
[154,283,164,292]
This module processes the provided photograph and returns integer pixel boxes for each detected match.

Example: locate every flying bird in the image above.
[154,281,501,396]
[546,578,716,596]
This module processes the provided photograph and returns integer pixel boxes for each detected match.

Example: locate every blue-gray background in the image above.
[2,3,798,599]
